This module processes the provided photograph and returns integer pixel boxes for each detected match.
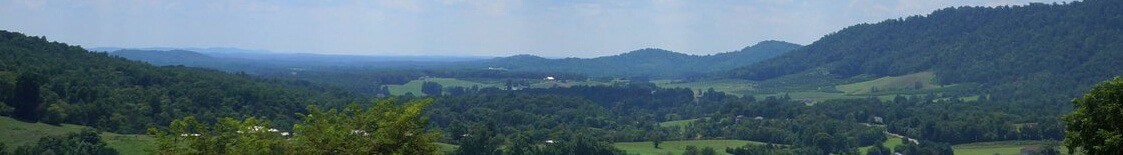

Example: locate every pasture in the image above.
[613,140,765,155]
[858,136,904,154]
[835,72,940,95]
[387,77,497,96]
[952,141,1072,155]
[652,79,757,96]
[658,119,699,128]
[0,116,154,154]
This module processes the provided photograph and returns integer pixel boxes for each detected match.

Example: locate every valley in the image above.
[2,0,1122,154]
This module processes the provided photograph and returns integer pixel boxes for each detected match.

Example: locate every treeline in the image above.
[686,97,888,154]
[0,30,360,133]
[270,68,586,95]
[145,99,440,154]
[412,82,735,154]
[475,41,801,78]
[0,129,117,155]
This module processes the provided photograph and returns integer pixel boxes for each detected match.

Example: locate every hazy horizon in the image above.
[1,0,1073,58]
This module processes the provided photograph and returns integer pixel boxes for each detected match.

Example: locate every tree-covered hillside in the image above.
[0,30,359,133]
[730,0,1123,100]
[480,41,801,78]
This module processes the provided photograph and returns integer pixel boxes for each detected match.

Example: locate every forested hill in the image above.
[730,0,1123,99]
[476,40,801,78]
[0,30,359,133]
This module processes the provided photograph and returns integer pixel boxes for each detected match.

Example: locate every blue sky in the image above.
[0,0,1073,57]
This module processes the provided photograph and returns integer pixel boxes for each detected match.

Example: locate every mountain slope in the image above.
[478,41,801,78]
[0,30,358,133]
[729,0,1123,100]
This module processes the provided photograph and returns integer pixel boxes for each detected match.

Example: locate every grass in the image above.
[952,141,1073,155]
[858,136,904,154]
[751,91,869,105]
[658,119,698,128]
[652,79,757,97]
[101,132,156,155]
[527,79,619,88]
[437,142,460,154]
[613,140,764,155]
[835,72,940,95]
[0,116,154,154]
[387,77,497,96]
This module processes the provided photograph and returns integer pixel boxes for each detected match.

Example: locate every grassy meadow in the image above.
[0,116,154,154]
[952,141,1073,155]
[613,140,765,155]
[387,77,497,96]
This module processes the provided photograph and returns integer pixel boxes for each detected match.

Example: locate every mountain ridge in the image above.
[728,0,1123,100]
[478,41,802,78]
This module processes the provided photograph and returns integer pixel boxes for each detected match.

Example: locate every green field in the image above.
[858,136,904,154]
[652,79,757,96]
[387,77,498,96]
[527,79,620,88]
[952,141,1072,155]
[437,142,460,154]
[658,119,699,128]
[613,140,764,155]
[835,72,940,95]
[0,116,154,154]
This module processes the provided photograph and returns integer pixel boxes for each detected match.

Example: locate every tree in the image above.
[701,147,717,155]
[650,131,665,149]
[10,73,44,122]
[149,99,441,155]
[683,145,700,155]
[505,133,538,155]
[14,128,117,155]
[422,82,443,96]
[1063,77,1123,155]
[866,144,891,155]
[455,122,501,155]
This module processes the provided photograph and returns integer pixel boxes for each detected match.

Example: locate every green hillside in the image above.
[730,0,1123,101]
[0,116,154,155]
[480,41,801,78]
[0,30,358,134]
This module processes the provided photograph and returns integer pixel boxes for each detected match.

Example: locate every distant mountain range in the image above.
[92,47,490,63]
[472,41,801,78]
[104,41,801,78]
[100,47,493,74]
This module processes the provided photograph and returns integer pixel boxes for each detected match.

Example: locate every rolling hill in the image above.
[476,41,801,78]
[729,0,1123,101]
[0,30,359,134]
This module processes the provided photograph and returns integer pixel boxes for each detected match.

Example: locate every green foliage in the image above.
[893,141,953,155]
[0,30,359,133]
[730,0,1123,102]
[615,140,763,155]
[1063,77,1123,155]
[148,99,440,155]
[535,133,627,155]
[865,144,891,155]
[13,128,117,155]
[454,122,501,155]
[725,144,822,155]
[421,81,443,96]
[9,73,44,122]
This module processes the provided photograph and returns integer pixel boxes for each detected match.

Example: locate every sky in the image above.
[0,0,1074,58]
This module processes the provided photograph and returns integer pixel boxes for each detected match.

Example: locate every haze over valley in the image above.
[1,0,1121,155]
